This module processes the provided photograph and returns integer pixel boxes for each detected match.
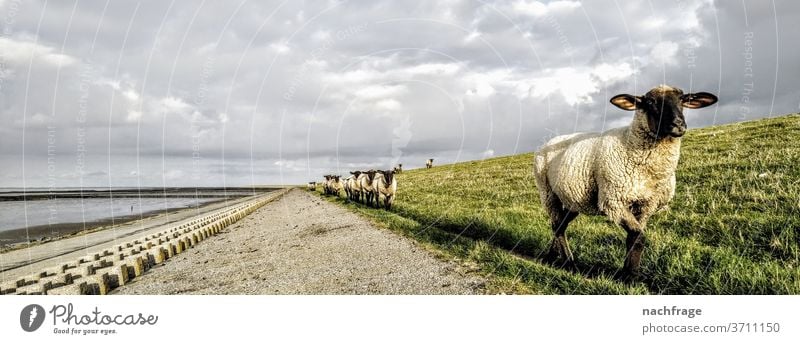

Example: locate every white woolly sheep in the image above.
[322,175,332,194]
[357,170,377,207]
[426,159,434,169]
[533,85,718,277]
[343,175,354,199]
[372,170,397,210]
[348,171,363,202]
[329,175,343,196]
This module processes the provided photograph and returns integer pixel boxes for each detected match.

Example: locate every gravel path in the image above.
[114,189,486,294]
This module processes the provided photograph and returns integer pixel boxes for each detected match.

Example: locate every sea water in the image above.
[0,197,222,232]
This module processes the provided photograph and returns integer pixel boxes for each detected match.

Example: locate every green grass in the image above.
[315,114,800,294]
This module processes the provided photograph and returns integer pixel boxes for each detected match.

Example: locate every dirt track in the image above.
[114,189,486,294]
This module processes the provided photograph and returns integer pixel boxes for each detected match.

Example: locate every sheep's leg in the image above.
[545,209,578,264]
[621,219,646,278]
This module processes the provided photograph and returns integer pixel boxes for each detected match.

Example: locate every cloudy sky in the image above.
[0,0,797,187]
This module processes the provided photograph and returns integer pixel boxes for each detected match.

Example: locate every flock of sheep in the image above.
[309,159,436,210]
[310,165,408,210]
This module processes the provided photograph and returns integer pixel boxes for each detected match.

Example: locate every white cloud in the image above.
[516,61,635,105]
[218,112,229,124]
[513,0,581,17]
[649,41,680,66]
[375,98,402,111]
[126,110,142,122]
[592,62,635,83]
[160,96,190,113]
[402,63,461,76]
[123,89,140,102]
[354,84,408,99]
[0,37,77,66]
[196,42,218,54]
[463,30,481,43]
[270,41,291,54]
[311,30,331,41]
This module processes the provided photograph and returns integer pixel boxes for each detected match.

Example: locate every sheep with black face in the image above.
[357,170,378,207]
[347,171,363,202]
[322,175,332,195]
[372,170,397,210]
[329,175,344,197]
[533,85,718,277]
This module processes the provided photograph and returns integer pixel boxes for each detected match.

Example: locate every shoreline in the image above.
[0,187,280,201]
[0,198,233,253]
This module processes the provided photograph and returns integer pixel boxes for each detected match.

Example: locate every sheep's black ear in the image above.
[610,94,639,111]
[682,92,718,109]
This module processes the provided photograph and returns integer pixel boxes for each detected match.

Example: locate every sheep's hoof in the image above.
[542,249,572,266]
[616,269,641,283]
[542,250,560,264]
[562,259,577,271]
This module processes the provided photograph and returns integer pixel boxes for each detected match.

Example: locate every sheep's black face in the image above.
[610,85,718,139]
[383,170,394,184]
[641,88,687,138]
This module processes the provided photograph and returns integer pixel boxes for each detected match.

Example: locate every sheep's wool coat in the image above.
[373,174,397,198]
[358,173,374,192]
[533,111,681,226]
[349,177,362,193]
[343,176,354,192]
[330,179,343,194]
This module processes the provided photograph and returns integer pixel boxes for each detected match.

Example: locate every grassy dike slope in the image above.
[318,114,800,294]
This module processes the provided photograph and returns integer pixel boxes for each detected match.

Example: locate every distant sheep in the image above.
[426,159,434,169]
[533,85,718,277]
[322,175,332,194]
[343,175,354,199]
[372,170,397,210]
[317,168,398,210]
[357,170,378,207]
[329,175,343,196]
[392,164,403,174]
[347,171,362,202]
[307,181,316,191]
